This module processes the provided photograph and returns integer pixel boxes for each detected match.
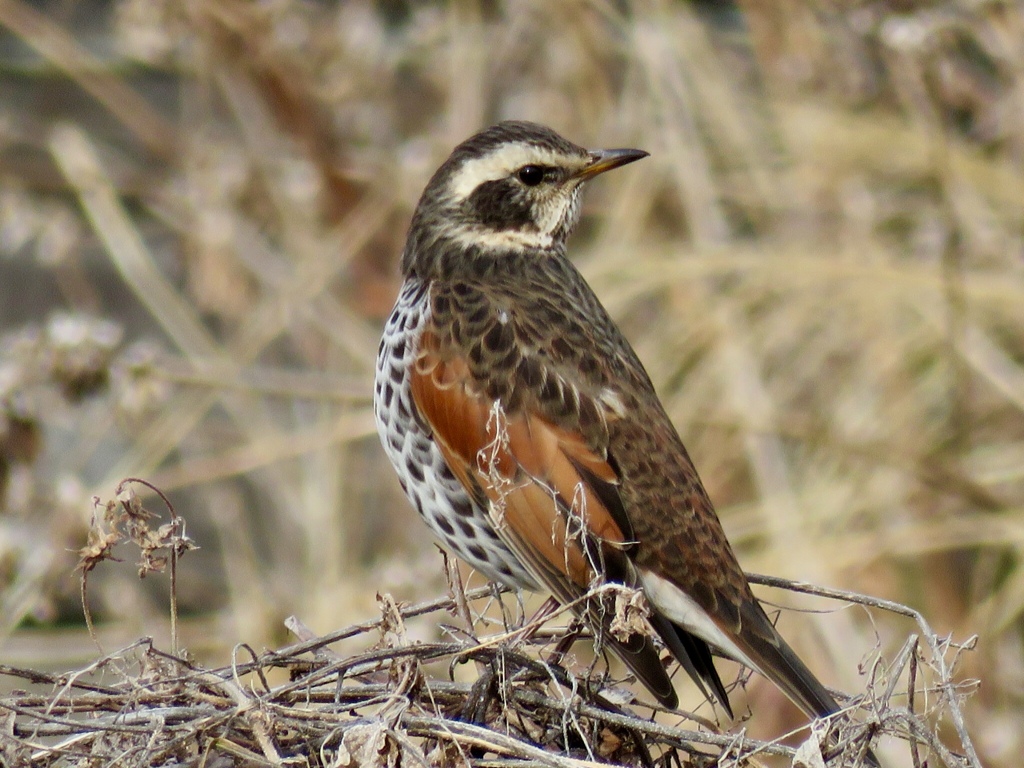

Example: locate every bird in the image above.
[374,120,856,728]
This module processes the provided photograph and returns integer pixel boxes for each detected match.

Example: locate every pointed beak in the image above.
[576,147,649,180]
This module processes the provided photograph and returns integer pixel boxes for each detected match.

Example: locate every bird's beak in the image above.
[576,147,649,180]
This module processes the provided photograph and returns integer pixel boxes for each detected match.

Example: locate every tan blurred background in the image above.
[0,0,1020,764]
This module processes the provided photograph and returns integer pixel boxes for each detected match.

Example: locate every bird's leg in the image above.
[459,656,499,725]
[509,594,562,647]
[548,613,587,667]
[443,549,476,636]
[490,580,518,632]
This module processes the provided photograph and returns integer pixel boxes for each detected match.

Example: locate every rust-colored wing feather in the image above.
[409,330,679,707]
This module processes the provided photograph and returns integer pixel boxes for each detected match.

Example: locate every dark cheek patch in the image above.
[467,180,535,230]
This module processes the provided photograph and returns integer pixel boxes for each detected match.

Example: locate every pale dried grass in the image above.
[0,1,1020,765]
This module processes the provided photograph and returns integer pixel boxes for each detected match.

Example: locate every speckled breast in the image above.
[373,278,537,589]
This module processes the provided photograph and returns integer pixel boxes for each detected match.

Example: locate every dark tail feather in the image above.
[600,624,679,709]
[650,613,733,718]
[732,599,841,719]
[579,585,679,708]
[745,627,840,718]
[734,602,881,767]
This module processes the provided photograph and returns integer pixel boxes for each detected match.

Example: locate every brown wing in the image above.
[409,329,679,707]
[608,412,847,722]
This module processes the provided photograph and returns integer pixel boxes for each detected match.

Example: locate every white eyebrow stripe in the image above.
[448,144,572,201]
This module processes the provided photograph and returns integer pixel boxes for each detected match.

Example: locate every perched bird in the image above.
[374,121,851,724]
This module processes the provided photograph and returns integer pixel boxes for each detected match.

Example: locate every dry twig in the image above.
[0,577,975,767]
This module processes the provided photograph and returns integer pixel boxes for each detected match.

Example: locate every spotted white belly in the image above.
[373,278,537,589]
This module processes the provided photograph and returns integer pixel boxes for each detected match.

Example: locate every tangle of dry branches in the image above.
[0,572,978,768]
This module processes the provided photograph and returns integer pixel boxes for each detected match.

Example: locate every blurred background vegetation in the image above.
[0,0,1020,764]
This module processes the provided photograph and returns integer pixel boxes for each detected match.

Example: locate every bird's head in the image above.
[404,121,647,273]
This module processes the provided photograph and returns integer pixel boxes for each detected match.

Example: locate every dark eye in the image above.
[516,165,545,186]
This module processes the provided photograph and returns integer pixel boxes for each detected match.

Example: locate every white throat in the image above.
[445,224,555,252]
